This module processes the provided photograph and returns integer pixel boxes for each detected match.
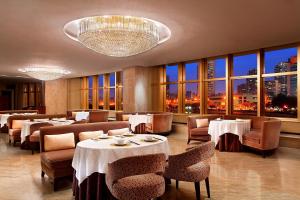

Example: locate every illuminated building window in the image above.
[263,47,297,118]
[184,62,199,114]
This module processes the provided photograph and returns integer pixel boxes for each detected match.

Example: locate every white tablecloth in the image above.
[128,115,151,131]
[208,120,251,146]
[20,120,74,143]
[0,114,11,127]
[75,112,89,121]
[72,134,170,185]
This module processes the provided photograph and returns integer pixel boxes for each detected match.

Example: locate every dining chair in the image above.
[164,141,215,200]
[106,153,166,200]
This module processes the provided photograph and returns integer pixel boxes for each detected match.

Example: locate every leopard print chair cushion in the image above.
[164,141,215,182]
[106,153,166,200]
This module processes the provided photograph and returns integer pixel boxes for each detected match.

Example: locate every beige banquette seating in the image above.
[39,121,129,191]
[7,114,66,146]
[116,112,173,135]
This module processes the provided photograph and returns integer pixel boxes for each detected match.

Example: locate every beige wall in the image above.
[67,78,81,110]
[45,79,68,114]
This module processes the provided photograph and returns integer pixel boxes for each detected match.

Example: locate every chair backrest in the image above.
[187,115,221,130]
[261,119,281,149]
[168,141,215,169]
[89,110,109,123]
[39,121,129,152]
[106,153,166,184]
[7,114,66,129]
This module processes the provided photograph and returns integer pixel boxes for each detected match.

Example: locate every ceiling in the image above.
[0,0,300,78]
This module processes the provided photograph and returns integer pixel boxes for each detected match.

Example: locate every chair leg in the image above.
[194,182,200,200]
[176,180,179,189]
[41,171,45,178]
[205,177,210,198]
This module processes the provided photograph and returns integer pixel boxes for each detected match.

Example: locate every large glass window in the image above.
[264,76,297,117]
[165,65,179,112]
[233,54,257,76]
[184,62,199,114]
[98,75,104,109]
[207,58,226,78]
[166,65,178,82]
[263,47,298,118]
[264,47,297,74]
[206,80,226,114]
[88,76,93,109]
[109,73,116,110]
[232,78,257,115]
[166,84,178,113]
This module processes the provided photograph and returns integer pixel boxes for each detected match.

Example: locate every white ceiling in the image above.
[0,0,300,78]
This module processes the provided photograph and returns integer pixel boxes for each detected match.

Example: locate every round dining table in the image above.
[208,119,251,151]
[72,134,170,200]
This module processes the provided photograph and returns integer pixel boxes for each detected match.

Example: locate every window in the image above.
[207,58,226,78]
[166,65,178,82]
[232,53,258,115]
[184,62,199,114]
[109,73,116,110]
[263,47,298,118]
[233,79,257,115]
[264,47,297,74]
[88,76,93,109]
[116,71,123,110]
[98,75,104,109]
[165,65,179,112]
[166,84,178,113]
[206,80,226,114]
[205,58,226,114]
[233,54,257,76]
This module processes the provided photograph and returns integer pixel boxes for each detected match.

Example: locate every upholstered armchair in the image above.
[146,113,173,135]
[106,153,166,200]
[164,141,215,200]
[187,115,220,144]
[242,119,281,157]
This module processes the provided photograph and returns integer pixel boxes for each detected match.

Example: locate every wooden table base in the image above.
[216,133,243,152]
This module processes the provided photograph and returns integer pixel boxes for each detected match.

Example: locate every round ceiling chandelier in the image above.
[18,67,71,81]
[63,15,171,57]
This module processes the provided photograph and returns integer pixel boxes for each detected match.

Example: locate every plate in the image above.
[123,133,135,137]
[142,138,159,142]
[99,135,110,139]
[111,142,131,146]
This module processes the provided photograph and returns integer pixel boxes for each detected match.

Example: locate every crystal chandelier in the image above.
[64,15,171,57]
[18,67,71,81]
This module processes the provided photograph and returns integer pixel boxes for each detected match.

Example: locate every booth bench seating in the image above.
[116,112,173,135]
[66,110,109,122]
[39,121,129,191]
[188,115,281,157]
[7,114,66,146]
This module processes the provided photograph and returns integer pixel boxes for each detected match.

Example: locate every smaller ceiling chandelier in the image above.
[64,15,171,57]
[18,67,71,81]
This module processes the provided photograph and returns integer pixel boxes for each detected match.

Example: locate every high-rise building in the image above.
[207,60,215,96]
